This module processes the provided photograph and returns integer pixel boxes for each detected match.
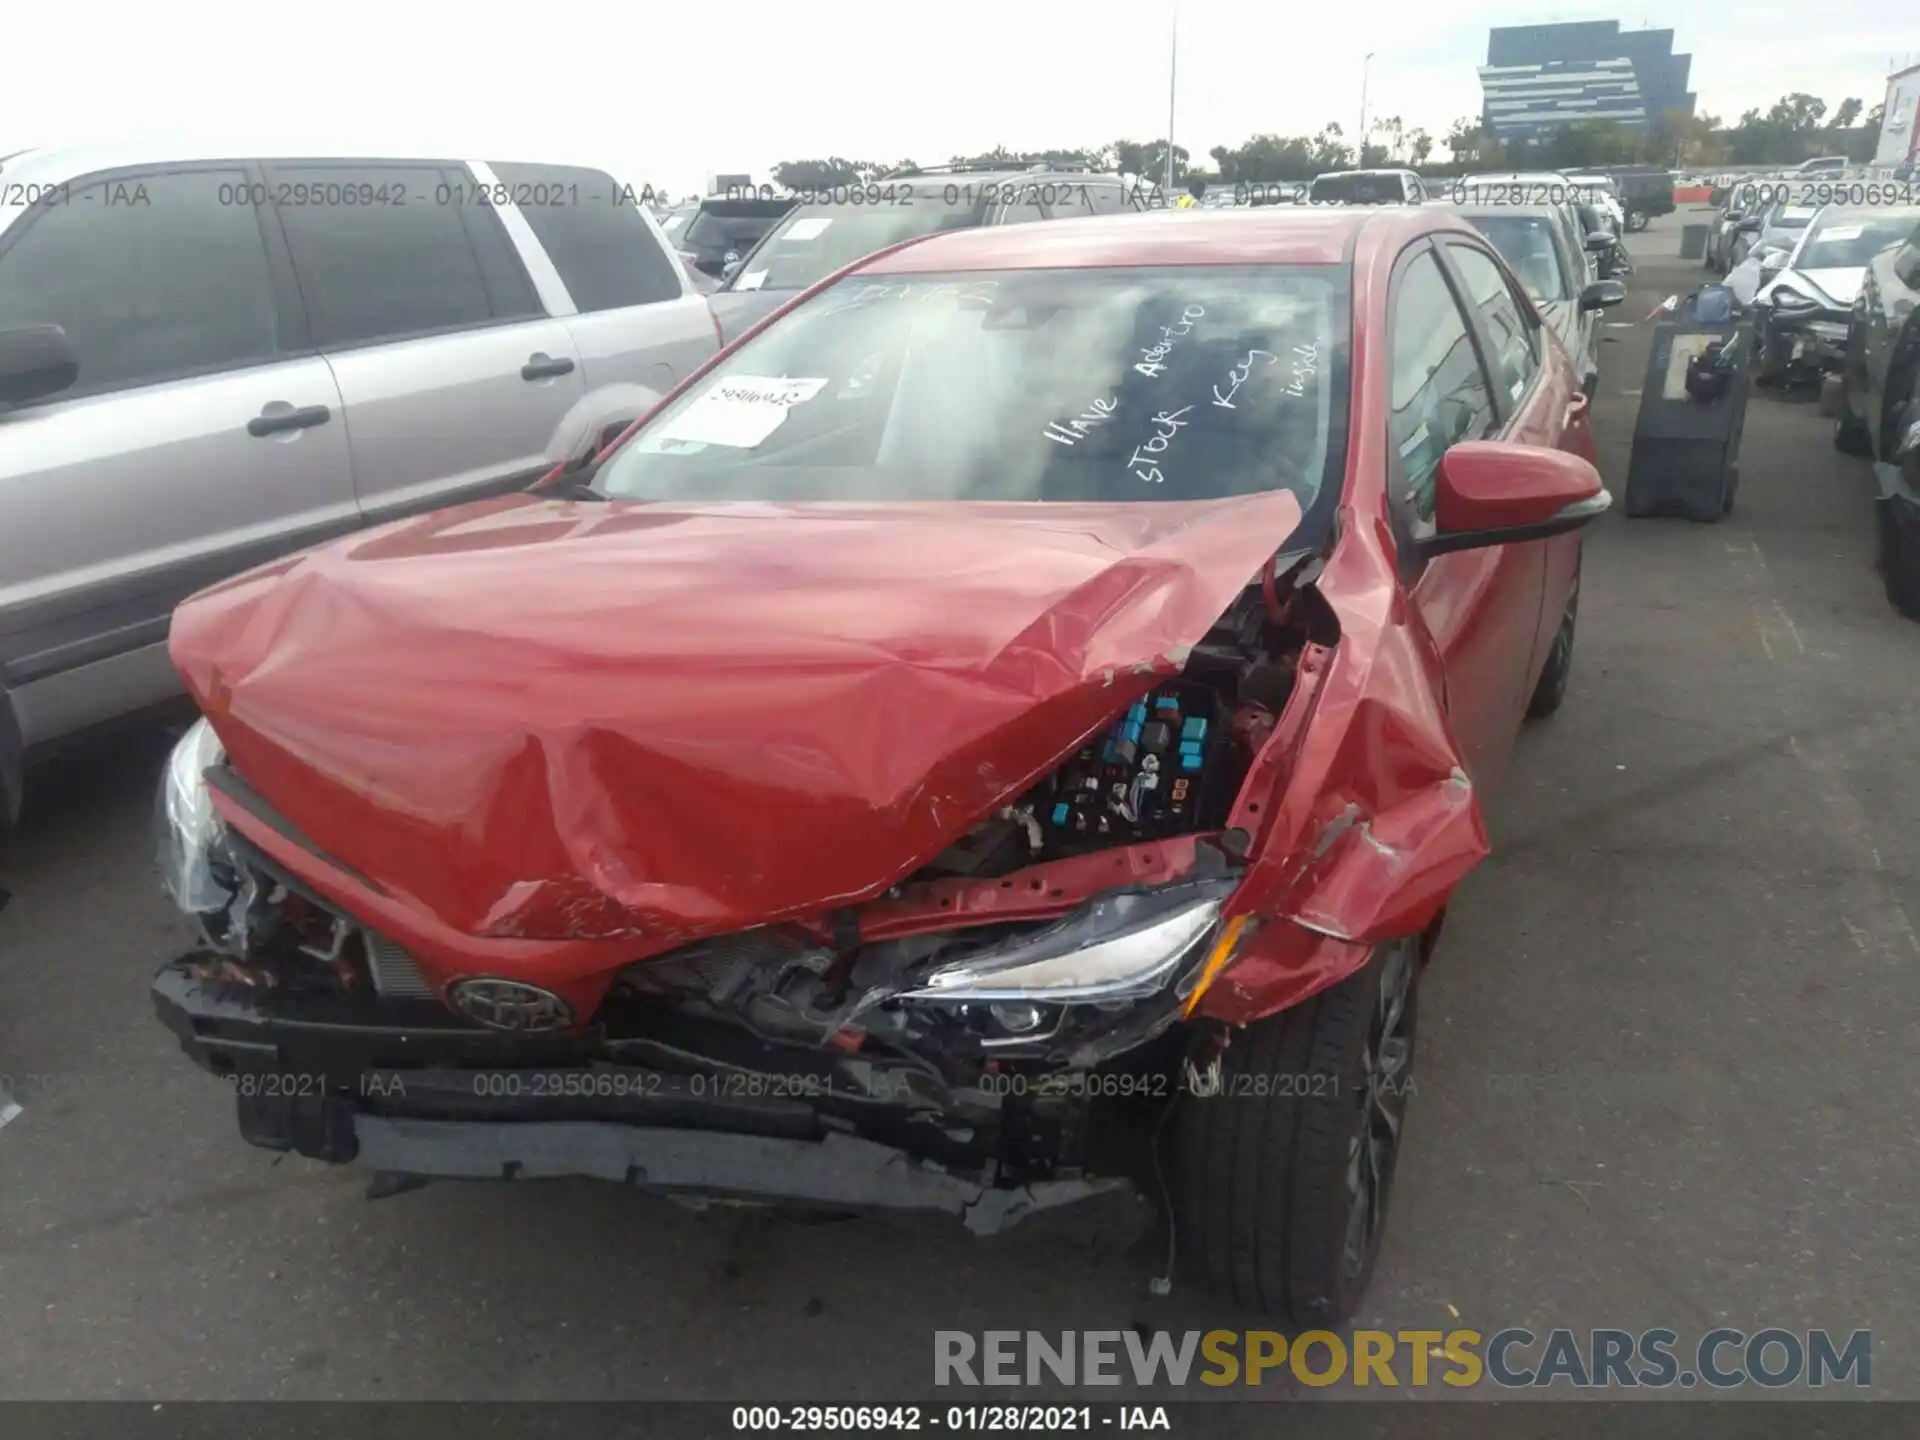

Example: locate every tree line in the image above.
[763,92,1889,194]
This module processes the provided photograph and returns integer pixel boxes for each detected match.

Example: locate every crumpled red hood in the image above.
[170,491,1303,944]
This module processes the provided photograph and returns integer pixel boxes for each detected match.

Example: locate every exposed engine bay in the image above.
[614,559,1339,1071]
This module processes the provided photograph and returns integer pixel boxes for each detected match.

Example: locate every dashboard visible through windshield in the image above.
[597,265,1351,511]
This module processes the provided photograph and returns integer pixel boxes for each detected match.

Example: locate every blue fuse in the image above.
[1180,716,1208,743]
[1051,801,1071,825]
[1128,701,1149,723]
[1154,695,1181,713]
[1181,750,1205,773]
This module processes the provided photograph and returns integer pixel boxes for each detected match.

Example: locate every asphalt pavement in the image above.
[1,212,1916,1408]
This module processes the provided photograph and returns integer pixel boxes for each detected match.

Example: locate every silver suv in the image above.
[0,144,723,828]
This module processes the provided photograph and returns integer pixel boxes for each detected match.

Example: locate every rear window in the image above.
[1308,173,1408,205]
[684,204,791,250]
[725,197,988,293]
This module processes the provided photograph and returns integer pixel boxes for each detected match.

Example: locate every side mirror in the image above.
[722,258,744,281]
[1421,440,1610,559]
[0,324,79,407]
[1579,279,1628,312]
[1585,231,1615,251]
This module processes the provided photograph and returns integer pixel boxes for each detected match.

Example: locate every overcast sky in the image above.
[7,2,1915,195]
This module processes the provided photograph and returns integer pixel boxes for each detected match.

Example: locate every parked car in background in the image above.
[1565,173,1626,234]
[0,142,720,833]
[1704,188,1754,272]
[707,165,1142,345]
[150,205,1607,1326]
[1754,208,1920,385]
[675,195,796,288]
[1794,156,1850,176]
[1724,203,1822,305]
[1727,200,1819,272]
[1307,169,1430,205]
[1836,212,1920,464]
[1612,165,1676,231]
[657,202,699,245]
[1450,201,1627,396]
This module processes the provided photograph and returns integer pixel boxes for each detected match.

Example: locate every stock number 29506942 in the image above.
[976,1072,1170,1099]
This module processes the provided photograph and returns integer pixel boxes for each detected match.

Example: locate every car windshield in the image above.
[1310,173,1406,204]
[1797,209,1920,269]
[1464,215,1571,301]
[658,208,696,235]
[597,264,1350,511]
[728,197,987,292]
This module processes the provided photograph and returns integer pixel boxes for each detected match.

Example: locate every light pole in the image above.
[1164,0,1179,198]
[1357,52,1375,167]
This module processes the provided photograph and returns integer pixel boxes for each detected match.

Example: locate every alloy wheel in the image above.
[1342,943,1416,1277]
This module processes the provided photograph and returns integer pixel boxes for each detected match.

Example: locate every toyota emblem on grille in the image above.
[446,978,573,1032]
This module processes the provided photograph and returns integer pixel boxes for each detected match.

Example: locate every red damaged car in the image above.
[152,207,1608,1322]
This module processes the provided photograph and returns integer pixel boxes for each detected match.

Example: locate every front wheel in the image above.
[1627,210,1649,233]
[1175,937,1419,1324]
[1880,501,1920,621]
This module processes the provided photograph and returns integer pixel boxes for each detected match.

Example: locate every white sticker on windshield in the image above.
[1819,225,1865,241]
[735,270,768,290]
[785,217,834,241]
[652,375,828,449]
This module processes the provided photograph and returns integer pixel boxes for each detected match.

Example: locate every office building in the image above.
[1480,21,1694,142]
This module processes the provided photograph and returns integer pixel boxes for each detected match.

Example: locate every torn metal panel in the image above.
[1194,513,1491,1025]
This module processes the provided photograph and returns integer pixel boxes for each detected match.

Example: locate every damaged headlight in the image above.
[901,880,1235,1004]
[156,717,232,915]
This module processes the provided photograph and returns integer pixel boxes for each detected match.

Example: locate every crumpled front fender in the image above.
[1196,512,1491,1025]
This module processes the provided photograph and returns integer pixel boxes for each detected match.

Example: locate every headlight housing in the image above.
[902,879,1236,1003]
[156,717,232,914]
[1768,285,1818,313]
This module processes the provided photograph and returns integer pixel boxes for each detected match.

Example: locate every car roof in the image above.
[1445,201,1574,222]
[1461,171,1576,186]
[855,206,1432,274]
[1313,168,1416,179]
[0,139,653,188]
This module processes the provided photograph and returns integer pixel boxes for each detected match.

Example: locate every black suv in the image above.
[706,164,1144,344]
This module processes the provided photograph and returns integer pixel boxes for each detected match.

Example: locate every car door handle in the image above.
[522,354,576,381]
[247,403,331,438]
[1564,392,1591,426]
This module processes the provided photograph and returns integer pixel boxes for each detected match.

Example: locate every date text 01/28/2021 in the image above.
[730,1406,1171,1431]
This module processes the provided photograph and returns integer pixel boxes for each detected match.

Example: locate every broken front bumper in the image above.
[150,958,1152,1234]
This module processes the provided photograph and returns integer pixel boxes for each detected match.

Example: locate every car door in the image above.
[1383,241,1559,792]
[0,162,356,745]
[262,160,588,526]
[1443,238,1590,719]
[488,161,719,402]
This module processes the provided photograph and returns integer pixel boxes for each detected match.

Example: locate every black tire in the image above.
[1175,937,1419,1324]
[1836,384,1874,456]
[1526,565,1579,719]
[1627,210,1649,233]
[1754,323,1789,387]
[1880,503,1920,621]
